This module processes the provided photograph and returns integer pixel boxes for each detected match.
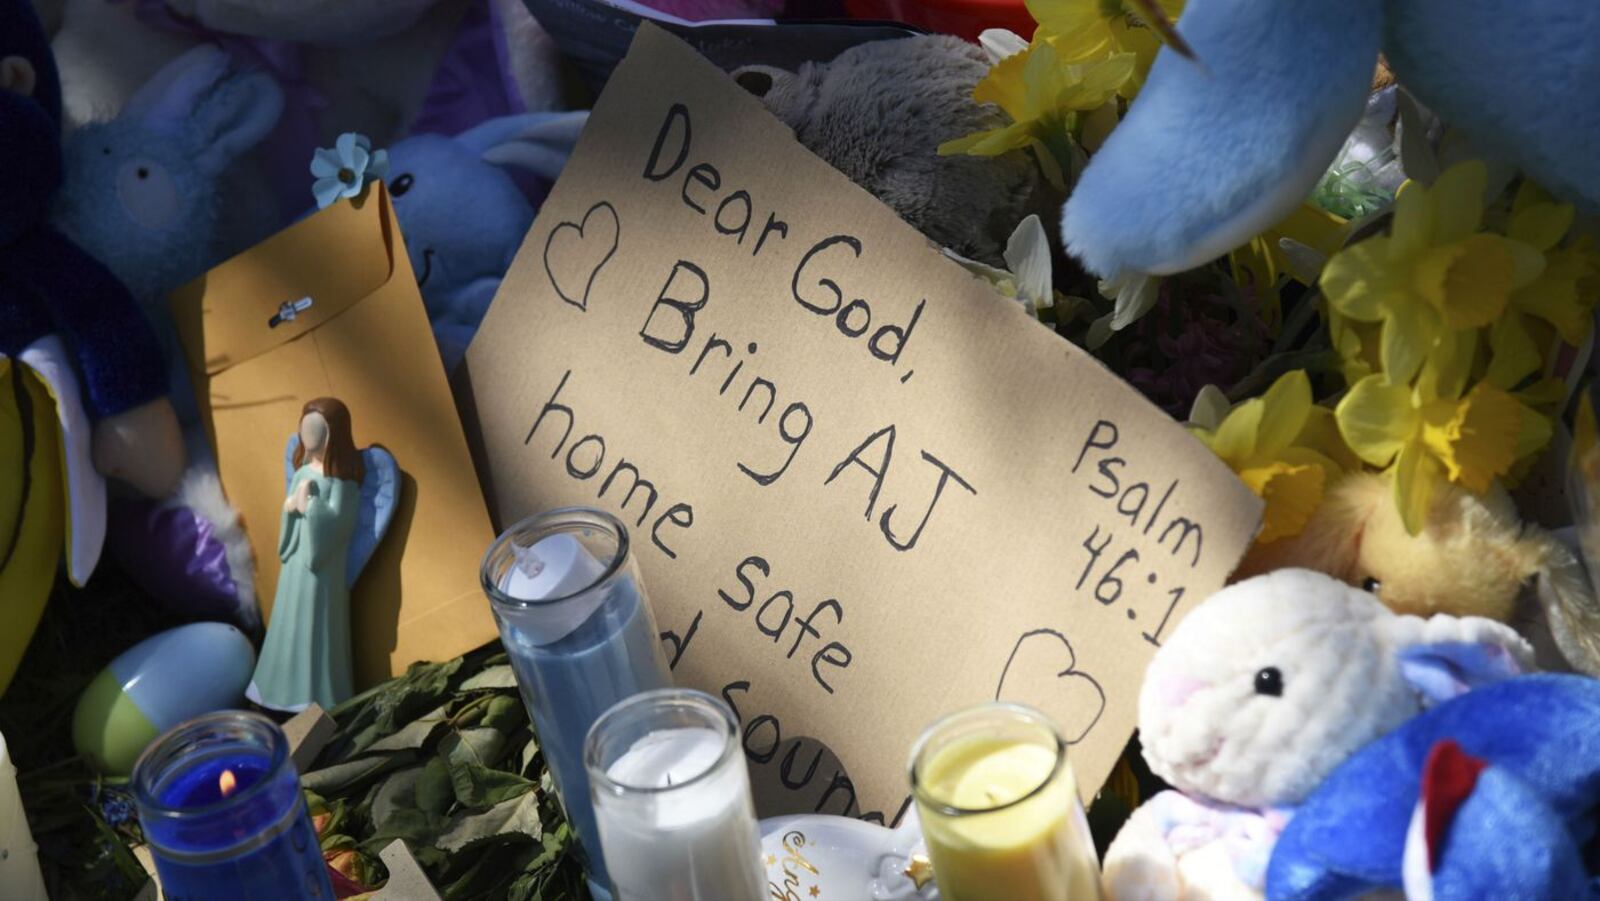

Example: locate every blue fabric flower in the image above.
[310,133,390,209]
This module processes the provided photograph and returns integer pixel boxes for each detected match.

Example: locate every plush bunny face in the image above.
[51,47,281,306]
[1140,568,1534,810]
[1141,570,1418,808]
[56,120,209,303]
[384,133,534,306]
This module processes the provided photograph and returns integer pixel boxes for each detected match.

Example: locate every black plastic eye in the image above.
[1361,577,1381,594]
[390,173,414,196]
[137,167,149,179]
[102,147,111,155]
[1254,667,1283,697]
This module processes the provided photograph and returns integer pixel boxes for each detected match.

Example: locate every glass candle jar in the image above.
[481,507,673,893]
[585,689,765,901]
[131,711,333,899]
[909,703,1101,901]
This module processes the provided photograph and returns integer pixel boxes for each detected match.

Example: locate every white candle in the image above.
[589,695,766,901]
[498,532,609,644]
[0,731,47,900]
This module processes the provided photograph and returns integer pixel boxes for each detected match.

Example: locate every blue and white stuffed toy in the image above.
[1064,0,1600,291]
[53,45,284,633]
[1268,673,1600,899]
[1100,569,1533,900]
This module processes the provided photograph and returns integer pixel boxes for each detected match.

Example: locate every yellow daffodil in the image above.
[1190,370,1348,543]
[1026,0,1185,94]
[1321,161,1543,386]
[1485,182,1600,388]
[1336,340,1533,533]
[941,40,1135,186]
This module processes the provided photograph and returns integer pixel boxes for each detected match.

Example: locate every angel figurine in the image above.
[247,397,397,712]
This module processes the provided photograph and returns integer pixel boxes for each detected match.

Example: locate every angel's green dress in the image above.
[250,466,358,711]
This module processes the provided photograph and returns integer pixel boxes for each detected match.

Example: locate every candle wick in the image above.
[666,773,674,787]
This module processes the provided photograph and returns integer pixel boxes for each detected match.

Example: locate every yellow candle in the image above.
[910,705,1101,901]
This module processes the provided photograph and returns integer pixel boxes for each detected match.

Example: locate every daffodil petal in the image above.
[1242,462,1325,544]
[1255,370,1313,455]
[1380,298,1437,385]
[1503,237,1547,291]
[1322,239,1394,321]
[939,125,1034,157]
[1296,406,1363,472]
[973,47,1031,118]
[1421,382,1521,492]
[1337,375,1417,467]
[1210,396,1265,465]
[1391,439,1440,536]
[1412,235,1513,329]
[1509,201,1575,252]
[1485,313,1543,389]
[1516,402,1554,462]
[1390,180,1435,259]
[1417,327,1476,401]
[1428,160,1488,244]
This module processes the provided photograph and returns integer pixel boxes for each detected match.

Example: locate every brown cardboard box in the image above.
[171,184,497,689]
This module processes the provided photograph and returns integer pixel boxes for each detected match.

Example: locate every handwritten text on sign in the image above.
[464,25,1262,821]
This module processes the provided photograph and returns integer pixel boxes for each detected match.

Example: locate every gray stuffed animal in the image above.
[732,36,1038,265]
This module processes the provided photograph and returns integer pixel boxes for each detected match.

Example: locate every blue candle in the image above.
[132,711,334,899]
[482,508,673,896]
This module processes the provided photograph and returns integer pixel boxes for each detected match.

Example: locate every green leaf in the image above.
[370,767,423,833]
[417,755,458,817]
[481,695,526,734]
[460,665,519,691]
[366,704,450,753]
[303,752,414,796]
[437,791,544,852]
[518,733,541,778]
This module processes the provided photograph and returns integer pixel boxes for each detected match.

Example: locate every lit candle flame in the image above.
[219,768,238,798]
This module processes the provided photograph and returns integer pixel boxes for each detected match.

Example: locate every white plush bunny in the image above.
[1102,568,1534,901]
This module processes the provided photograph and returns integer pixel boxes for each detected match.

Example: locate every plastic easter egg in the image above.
[73,623,256,774]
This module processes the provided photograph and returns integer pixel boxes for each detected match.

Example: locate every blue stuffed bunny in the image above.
[51,45,284,635]
[382,110,587,369]
[1063,0,1600,287]
[1267,674,1600,899]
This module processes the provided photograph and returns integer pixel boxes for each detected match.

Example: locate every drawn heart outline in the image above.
[543,200,620,311]
[995,628,1107,745]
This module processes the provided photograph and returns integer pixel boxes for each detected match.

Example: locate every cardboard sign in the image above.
[461,24,1262,821]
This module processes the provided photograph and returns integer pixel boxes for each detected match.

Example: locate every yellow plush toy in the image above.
[1239,471,1600,675]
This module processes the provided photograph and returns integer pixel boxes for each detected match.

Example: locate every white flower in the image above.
[946,215,1059,318]
[310,133,390,210]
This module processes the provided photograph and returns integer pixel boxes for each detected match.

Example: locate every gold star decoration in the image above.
[903,855,935,890]
[764,854,776,867]
[808,887,820,898]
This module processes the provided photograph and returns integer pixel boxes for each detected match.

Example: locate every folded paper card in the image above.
[171,185,497,689]
[460,24,1264,821]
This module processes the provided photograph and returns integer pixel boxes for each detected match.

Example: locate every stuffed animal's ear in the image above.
[121,46,283,175]
[1380,614,1534,705]
[732,65,784,99]
[124,46,233,130]
[463,111,589,181]
[190,69,283,176]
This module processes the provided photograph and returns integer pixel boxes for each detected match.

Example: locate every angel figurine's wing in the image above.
[347,446,399,587]
[284,433,301,491]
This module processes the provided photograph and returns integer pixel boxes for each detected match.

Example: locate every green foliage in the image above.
[305,648,584,899]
